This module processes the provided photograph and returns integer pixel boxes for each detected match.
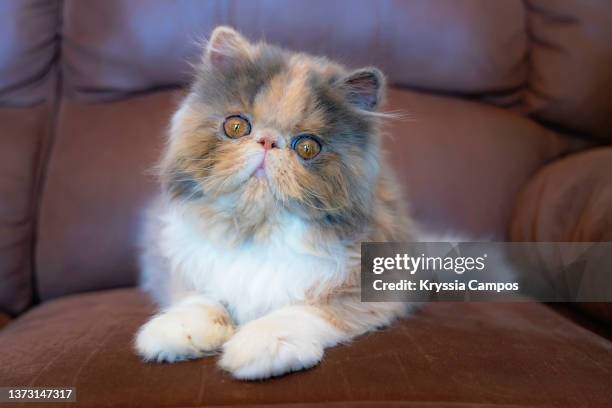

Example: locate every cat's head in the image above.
[162,26,387,240]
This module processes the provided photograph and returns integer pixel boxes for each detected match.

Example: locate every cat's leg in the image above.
[135,295,235,363]
[219,299,410,379]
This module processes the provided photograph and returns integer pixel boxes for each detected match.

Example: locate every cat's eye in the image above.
[292,135,322,160]
[223,115,251,138]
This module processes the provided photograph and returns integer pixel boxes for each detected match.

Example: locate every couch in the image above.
[1,0,611,406]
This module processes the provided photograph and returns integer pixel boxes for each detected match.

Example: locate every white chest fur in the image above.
[159,208,350,324]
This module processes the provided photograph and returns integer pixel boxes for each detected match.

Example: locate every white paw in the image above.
[135,304,234,363]
[219,318,324,379]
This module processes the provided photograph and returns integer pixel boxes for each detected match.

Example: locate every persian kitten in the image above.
[135,26,417,379]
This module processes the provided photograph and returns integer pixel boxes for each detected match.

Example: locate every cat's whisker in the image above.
[367,109,415,122]
[182,158,217,162]
[300,194,349,212]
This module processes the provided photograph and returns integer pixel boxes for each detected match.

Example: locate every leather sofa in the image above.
[1,1,611,406]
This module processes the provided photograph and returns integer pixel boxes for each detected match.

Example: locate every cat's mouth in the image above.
[252,160,266,179]
[250,152,269,181]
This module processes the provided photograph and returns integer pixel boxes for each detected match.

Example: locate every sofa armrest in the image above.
[511,147,612,324]
[511,147,612,241]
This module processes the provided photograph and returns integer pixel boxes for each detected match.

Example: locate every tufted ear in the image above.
[205,26,251,69]
[337,68,385,111]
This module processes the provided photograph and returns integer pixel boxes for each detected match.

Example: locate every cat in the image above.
[134,26,418,380]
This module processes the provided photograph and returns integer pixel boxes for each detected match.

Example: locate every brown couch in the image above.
[1,1,612,406]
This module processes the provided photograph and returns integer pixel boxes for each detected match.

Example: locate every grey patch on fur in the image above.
[194,45,288,110]
[165,169,204,201]
[339,68,384,111]
[309,72,373,151]
[288,72,378,237]
[138,197,173,307]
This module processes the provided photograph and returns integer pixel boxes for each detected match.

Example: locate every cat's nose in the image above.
[256,135,279,151]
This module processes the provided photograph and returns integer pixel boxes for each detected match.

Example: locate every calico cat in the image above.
[135,26,417,380]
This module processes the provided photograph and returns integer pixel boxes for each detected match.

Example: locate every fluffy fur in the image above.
[135,26,418,379]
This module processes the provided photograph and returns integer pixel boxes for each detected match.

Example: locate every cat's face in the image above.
[162,27,385,239]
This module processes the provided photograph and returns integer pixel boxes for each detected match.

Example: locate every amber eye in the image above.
[292,135,322,160]
[223,115,251,138]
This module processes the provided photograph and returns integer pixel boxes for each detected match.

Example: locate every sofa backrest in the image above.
[58,0,527,100]
[1,0,611,314]
[525,0,612,141]
[57,0,612,139]
[0,0,58,315]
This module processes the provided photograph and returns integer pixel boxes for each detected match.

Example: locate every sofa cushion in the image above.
[61,0,527,102]
[0,107,51,315]
[384,89,572,239]
[36,92,176,301]
[0,288,611,406]
[35,88,571,301]
[0,0,59,106]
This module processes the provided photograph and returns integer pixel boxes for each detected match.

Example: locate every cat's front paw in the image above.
[219,318,324,380]
[135,303,234,363]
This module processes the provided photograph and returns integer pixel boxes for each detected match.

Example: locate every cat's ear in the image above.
[337,68,385,111]
[205,26,251,69]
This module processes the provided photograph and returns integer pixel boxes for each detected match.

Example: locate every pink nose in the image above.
[257,137,278,151]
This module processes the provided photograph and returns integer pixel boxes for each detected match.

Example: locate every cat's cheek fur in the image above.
[218,306,344,380]
[134,296,235,363]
